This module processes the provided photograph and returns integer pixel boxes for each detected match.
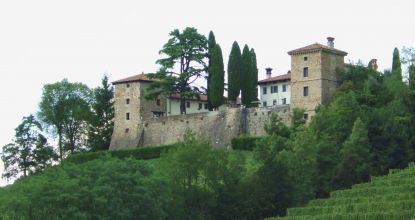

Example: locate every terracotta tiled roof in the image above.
[112,73,155,84]
[287,43,347,56]
[257,73,291,85]
[169,94,208,102]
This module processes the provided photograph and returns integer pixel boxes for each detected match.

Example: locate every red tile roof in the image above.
[287,43,347,56]
[257,73,291,85]
[112,73,155,84]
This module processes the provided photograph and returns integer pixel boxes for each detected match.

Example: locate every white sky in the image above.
[0,0,414,186]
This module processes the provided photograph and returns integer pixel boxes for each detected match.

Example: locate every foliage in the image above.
[231,135,262,151]
[241,45,253,106]
[38,79,93,160]
[208,44,225,108]
[227,41,242,102]
[146,27,208,114]
[88,75,114,151]
[264,113,291,138]
[250,48,259,105]
[0,156,170,220]
[207,31,217,110]
[1,115,56,179]
[65,144,175,164]
[392,47,403,81]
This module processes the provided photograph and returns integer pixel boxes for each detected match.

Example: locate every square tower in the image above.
[110,74,167,149]
[288,37,347,119]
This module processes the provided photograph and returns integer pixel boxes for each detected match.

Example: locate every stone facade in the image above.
[111,105,290,149]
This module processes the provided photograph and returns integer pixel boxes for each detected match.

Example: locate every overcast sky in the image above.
[0,0,414,186]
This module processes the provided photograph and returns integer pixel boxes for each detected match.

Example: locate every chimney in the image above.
[327,37,335,48]
[265,67,272,79]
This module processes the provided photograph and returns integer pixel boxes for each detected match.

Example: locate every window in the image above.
[152,111,164,118]
[282,98,287,105]
[156,99,160,106]
[303,86,309,96]
[262,87,267,95]
[199,103,202,110]
[282,84,287,92]
[204,103,208,109]
[186,101,190,108]
[126,98,130,104]
[126,83,130,88]
[263,101,267,107]
[304,56,308,61]
[303,67,309,77]
[126,112,130,120]
[125,128,129,133]
[273,100,277,106]
[271,85,278,93]
[303,113,309,121]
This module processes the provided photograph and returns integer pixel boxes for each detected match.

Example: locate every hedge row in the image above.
[65,144,176,164]
[231,136,263,151]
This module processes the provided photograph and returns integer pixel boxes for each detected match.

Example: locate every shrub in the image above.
[231,135,263,151]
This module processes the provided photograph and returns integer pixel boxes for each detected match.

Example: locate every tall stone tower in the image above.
[288,37,347,119]
[109,74,166,149]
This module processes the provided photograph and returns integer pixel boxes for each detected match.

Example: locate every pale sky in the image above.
[0,0,414,186]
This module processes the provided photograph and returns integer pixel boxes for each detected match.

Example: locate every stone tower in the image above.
[288,37,347,119]
[109,74,166,149]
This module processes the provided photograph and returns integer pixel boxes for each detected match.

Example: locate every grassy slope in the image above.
[269,163,415,220]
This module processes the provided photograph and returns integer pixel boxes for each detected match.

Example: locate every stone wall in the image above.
[110,105,290,149]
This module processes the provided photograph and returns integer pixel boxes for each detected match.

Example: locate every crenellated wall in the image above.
[110,105,290,149]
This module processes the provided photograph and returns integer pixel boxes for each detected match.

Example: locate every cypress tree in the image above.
[207,31,216,110]
[392,47,403,81]
[409,64,415,91]
[241,44,252,106]
[227,41,242,103]
[209,44,225,108]
[250,48,259,105]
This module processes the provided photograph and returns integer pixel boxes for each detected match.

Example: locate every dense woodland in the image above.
[1,27,415,219]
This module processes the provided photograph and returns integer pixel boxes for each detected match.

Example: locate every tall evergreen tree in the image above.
[227,41,242,103]
[250,48,259,105]
[88,75,114,151]
[241,44,252,106]
[207,31,217,110]
[392,47,403,81]
[409,64,415,91]
[208,44,225,108]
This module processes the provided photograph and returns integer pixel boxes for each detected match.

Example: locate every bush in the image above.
[66,144,175,164]
[231,135,263,151]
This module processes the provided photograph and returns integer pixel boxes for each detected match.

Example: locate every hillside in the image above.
[270,162,415,220]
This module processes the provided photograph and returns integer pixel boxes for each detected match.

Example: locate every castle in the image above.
[109,37,347,149]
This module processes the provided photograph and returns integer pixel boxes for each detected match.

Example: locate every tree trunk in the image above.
[58,131,63,161]
[180,98,186,115]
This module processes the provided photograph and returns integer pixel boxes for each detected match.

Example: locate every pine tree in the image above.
[88,75,114,151]
[392,47,403,81]
[227,41,242,103]
[207,31,217,110]
[241,44,252,106]
[250,48,259,105]
[209,44,225,108]
[336,118,372,188]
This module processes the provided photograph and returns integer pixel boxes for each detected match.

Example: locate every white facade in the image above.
[259,81,290,107]
[167,98,210,115]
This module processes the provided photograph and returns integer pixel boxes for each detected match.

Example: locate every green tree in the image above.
[208,44,225,109]
[88,75,114,151]
[392,47,403,81]
[241,44,252,106]
[335,118,372,188]
[1,115,56,179]
[250,48,259,105]
[227,41,242,103]
[409,64,415,90]
[207,31,216,110]
[38,79,93,160]
[146,27,208,114]
[264,113,290,138]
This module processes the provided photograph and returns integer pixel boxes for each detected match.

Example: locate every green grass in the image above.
[268,162,415,220]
